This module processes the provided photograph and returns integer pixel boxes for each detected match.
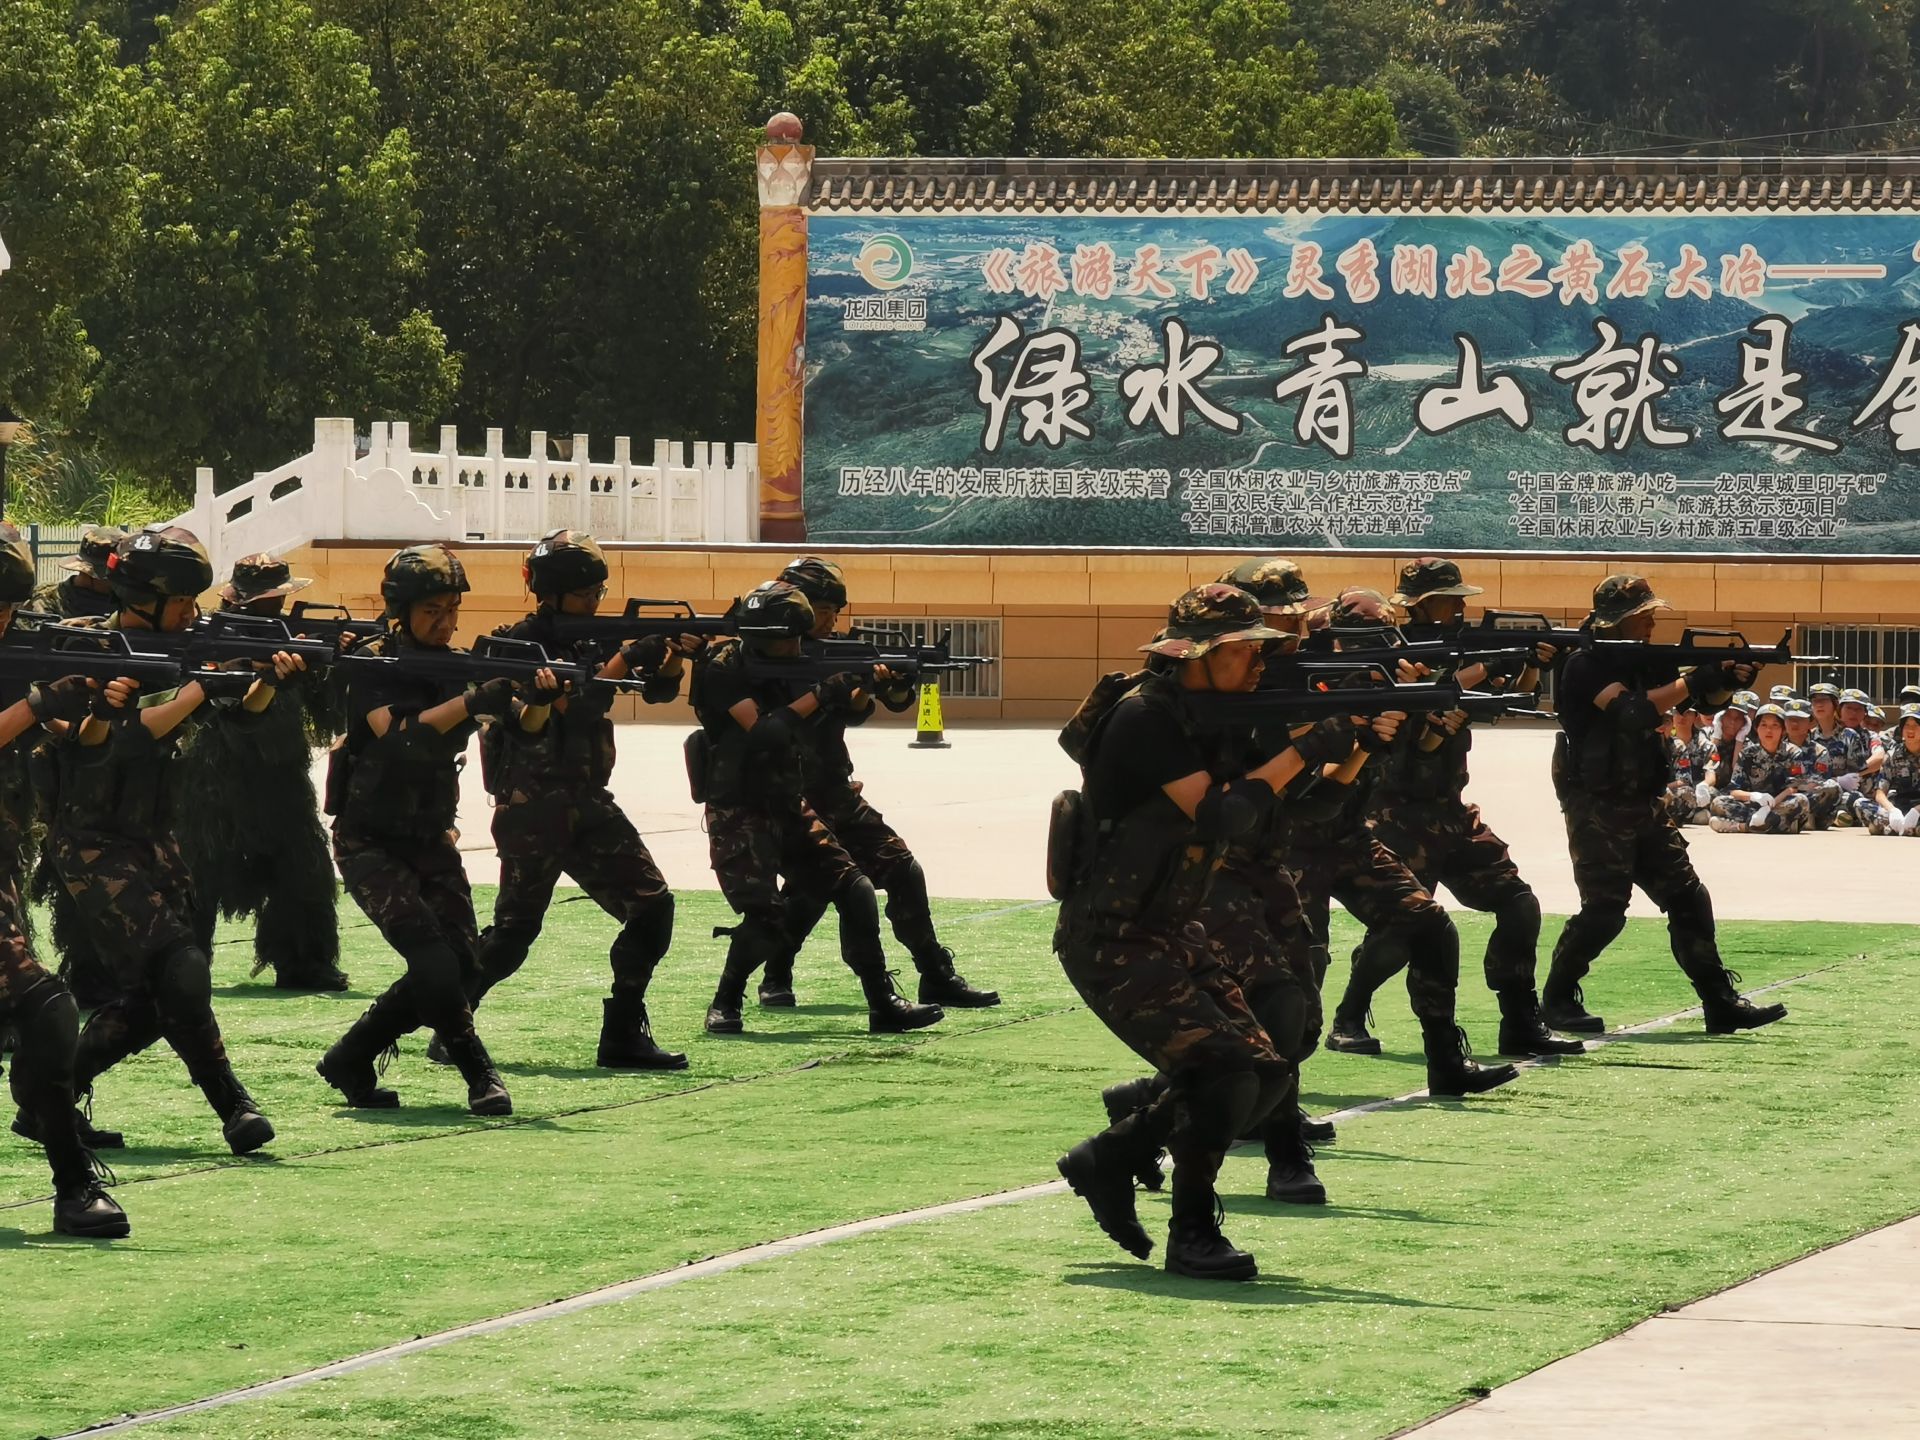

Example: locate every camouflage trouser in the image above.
[1707,792,1811,834]
[477,788,673,999]
[1548,793,1722,988]
[1201,869,1318,1156]
[333,826,480,1043]
[779,783,942,969]
[1663,781,1710,827]
[1366,799,1540,994]
[1059,911,1290,1156]
[0,875,87,1186]
[1826,786,1879,828]
[706,801,872,982]
[50,829,229,1090]
[1795,780,1843,829]
[1292,832,1460,1029]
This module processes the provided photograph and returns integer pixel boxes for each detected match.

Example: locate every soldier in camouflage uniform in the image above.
[1542,575,1786,1036]
[690,582,942,1037]
[47,527,293,1154]
[1341,559,1583,1060]
[1864,707,1920,834]
[316,544,515,1117]
[0,524,130,1236]
[1809,684,1878,826]
[454,530,688,1069]
[27,527,126,1007]
[31,524,125,620]
[1293,589,1521,1093]
[1053,585,1327,1280]
[1778,698,1842,827]
[173,554,347,991]
[1706,704,1817,833]
[1664,704,1715,826]
[758,557,999,1011]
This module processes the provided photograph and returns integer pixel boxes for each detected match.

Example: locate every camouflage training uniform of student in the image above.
[1865,713,1920,835]
[691,582,941,1037]
[1543,575,1786,1037]
[761,557,998,1011]
[1780,701,1843,828]
[1052,586,1297,1278]
[316,544,512,1117]
[1706,709,1816,834]
[0,525,129,1237]
[49,528,276,1156]
[1812,691,1881,827]
[172,555,345,991]
[463,530,686,1070]
[1664,724,1716,826]
[1342,558,1577,1060]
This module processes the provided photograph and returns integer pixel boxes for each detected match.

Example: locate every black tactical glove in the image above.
[1355,713,1400,753]
[27,677,93,724]
[1290,715,1355,769]
[1683,661,1738,706]
[812,672,864,709]
[523,671,567,707]
[465,677,517,719]
[196,667,256,701]
[621,635,670,673]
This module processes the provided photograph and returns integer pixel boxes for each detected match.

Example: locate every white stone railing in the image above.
[168,417,759,574]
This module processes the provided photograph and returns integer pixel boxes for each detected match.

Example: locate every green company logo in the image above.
[854,234,914,290]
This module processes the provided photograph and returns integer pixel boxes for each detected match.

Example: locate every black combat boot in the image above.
[317,1003,404,1108]
[1165,1154,1257,1281]
[195,1063,275,1155]
[756,955,796,1008]
[1325,1005,1381,1055]
[1056,1125,1154,1259]
[1100,1076,1169,1191]
[597,993,688,1071]
[704,968,749,1034]
[442,1034,512,1116]
[12,1096,124,1151]
[1264,1128,1328,1206]
[1497,988,1587,1057]
[50,1151,129,1239]
[1299,1108,1337,1144]
[1540,966,1605,1033]
[914,947,1001,1007]
[1694,968,1788,1034]
[273,965,350,992]
[861,969,944,1033]
[1424,1023,1520,1097]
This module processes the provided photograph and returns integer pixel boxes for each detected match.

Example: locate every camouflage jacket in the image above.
[1877,743,1920,807]
[1812,724,1878,778]
[1729,740,1818,798]
[1668,730,1715,787]
[30,576,116,621]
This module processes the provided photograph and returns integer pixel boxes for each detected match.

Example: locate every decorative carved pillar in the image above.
[756,113,813,542]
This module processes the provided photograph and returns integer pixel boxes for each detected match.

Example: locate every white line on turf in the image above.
[55,967,1829,1438]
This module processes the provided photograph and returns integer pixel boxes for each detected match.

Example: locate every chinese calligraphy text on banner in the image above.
[802,212,1920,554]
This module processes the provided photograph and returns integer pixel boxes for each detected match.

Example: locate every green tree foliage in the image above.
[82,0,458,488]
[0,0,135,424]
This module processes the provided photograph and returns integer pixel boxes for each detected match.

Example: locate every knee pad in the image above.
[1175,1068,1259,1151]
[1568,902,1629,950]
[1665,880,1714,930]
[879,856,929,913]
[9,976,79,1087]
[614,893,675,969]
[1493,890,1542,942]
[150,944,214,1019]
[834,876,881,932]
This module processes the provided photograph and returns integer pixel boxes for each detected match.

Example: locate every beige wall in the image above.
[290,543,1920,721]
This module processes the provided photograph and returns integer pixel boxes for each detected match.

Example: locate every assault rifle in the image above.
[1301,624,1532,679]
[742,638,937,692]
[0,624,192,693]
[1453,689,1552,723]
[1185,660,1466,730]
[842,626,995,675]
[1588,627,1834,670]
[548,599,740,656]
[286,601,380,647]
[336,634,592,691]
[127,611,336,673]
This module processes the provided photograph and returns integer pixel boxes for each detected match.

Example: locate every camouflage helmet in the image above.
[1389,556,1483,607]
[0,523,37,604]
[1727,690,1760,714]
[1589,574,1671,629]
[1139,583,1285,660]
[1809,682,1842,701]
[778,556,848,610]
[1217,557,1325,615]
[59,524,128,580]
[107,526,213,604]
[1329,588,1403,629]
[220,552,312,604]
[734,579,815,642]
[381,543,470,613]
[524,529,608,597]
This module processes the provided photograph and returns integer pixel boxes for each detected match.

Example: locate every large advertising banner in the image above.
[802,211,1920,553]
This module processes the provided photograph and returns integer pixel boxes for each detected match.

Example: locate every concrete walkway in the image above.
[1407,1215,1920,1438]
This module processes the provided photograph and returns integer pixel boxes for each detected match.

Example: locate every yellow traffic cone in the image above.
[911,677,951,748]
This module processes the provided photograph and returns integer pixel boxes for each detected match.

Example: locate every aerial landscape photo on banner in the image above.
[804,211,1920,553]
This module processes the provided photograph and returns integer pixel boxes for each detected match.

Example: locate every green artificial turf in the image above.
[1,896,1910,1440]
